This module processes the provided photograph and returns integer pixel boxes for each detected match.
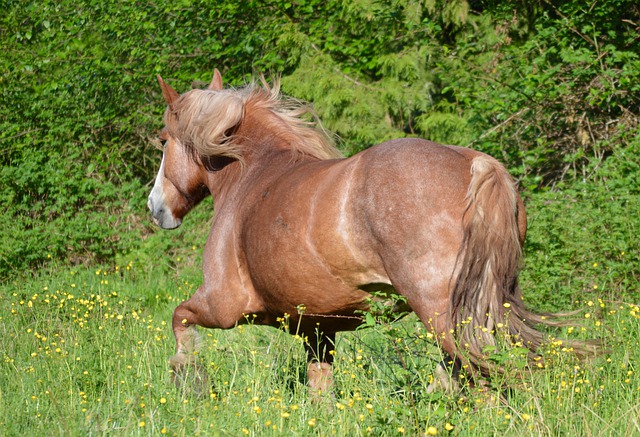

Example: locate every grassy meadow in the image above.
[1,259,639,436]
[2,177,640,436]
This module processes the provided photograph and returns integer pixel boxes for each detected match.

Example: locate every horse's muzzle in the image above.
[147,195,182,230]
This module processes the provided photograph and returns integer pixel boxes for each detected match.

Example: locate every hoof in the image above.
[308,362,333,391]
[426,362,459,394]
[308,362,335,402]
[170,353,211,398]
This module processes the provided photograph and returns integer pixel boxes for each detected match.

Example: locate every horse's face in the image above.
[147,128,208,229]
[148,72,224,229]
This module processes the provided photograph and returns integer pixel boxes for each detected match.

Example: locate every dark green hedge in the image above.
[2,0,639,279]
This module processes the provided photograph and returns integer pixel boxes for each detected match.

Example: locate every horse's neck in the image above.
[204,109,317,205]
[202,161,234,202]
[238,110,298,156]
[204,146,310,208]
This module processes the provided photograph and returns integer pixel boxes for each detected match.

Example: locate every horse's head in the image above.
[147,70,224,229]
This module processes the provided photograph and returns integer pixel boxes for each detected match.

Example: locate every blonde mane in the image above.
[167,80,343,163]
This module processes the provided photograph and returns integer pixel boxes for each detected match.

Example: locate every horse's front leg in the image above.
[169,286,244,392]
[169,282,260,395]
[304,331,336,396]
[168,297,212,396]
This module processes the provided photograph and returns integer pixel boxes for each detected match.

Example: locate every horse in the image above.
[148,70,595,395]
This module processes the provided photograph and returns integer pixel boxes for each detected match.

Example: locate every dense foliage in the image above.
[1,0,639,292]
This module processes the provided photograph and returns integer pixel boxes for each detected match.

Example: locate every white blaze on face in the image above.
[147,154,182,229]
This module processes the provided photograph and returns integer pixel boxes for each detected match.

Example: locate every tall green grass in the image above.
[1,257,638,436]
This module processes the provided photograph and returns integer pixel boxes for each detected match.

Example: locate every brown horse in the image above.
[148,70,593,394]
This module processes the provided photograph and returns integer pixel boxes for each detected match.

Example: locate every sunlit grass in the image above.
[1,262,639,436]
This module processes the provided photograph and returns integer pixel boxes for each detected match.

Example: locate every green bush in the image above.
[1,0,638,284]
[521,135,640,310]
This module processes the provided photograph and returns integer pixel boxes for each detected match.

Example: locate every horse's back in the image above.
[355,138,474,197]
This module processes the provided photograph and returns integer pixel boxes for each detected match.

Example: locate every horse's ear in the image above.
[157,75,179,108]
[208,69,223,91]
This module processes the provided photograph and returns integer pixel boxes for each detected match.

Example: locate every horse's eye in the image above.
[153,137,168,151]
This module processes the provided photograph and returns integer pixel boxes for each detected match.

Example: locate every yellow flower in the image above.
[445,423,454,431]
[160,397,167,404]
[426,426,438,435]
[308,418,316,426]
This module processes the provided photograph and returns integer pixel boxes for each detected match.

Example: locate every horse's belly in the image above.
[245,236,383,317]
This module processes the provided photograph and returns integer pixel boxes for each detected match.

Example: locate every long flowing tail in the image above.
[450,155,597,377]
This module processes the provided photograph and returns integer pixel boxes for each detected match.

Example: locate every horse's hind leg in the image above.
[386,258,462,394]
[304,331,336,396]
[420,315,462,395]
